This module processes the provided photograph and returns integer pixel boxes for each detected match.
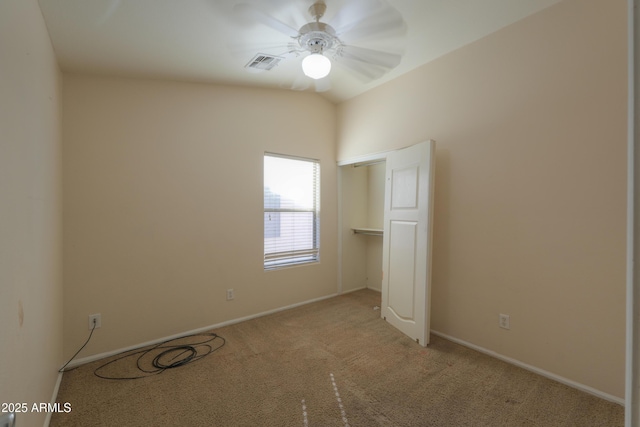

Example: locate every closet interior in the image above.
[339,160,386,293]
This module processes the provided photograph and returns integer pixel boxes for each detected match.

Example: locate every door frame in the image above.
[336,142,435,296]
[626,0,638,424]
[337,150,392,294]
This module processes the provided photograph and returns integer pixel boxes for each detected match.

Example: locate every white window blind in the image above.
[264,153,320,269]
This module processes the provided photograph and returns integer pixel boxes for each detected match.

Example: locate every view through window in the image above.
[264,153,320,269]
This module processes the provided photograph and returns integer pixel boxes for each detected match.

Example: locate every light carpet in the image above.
[51,289,624,426]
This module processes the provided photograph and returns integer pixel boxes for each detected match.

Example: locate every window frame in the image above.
[263,152,321,270]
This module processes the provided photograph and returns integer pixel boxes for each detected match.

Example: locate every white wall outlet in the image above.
[226,289,234,301]
[89,313,101,330]
[499,313,510,330]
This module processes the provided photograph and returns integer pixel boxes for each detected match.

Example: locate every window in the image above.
[264,153,320,269]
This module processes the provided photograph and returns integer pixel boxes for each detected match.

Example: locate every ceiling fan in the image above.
[233,0,407,88]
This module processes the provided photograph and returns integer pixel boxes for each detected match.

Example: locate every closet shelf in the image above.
[352,227,383,236]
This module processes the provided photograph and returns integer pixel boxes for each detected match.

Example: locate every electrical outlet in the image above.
[499,313,510,330]
[89,313,101,330]
[226,289,234,301]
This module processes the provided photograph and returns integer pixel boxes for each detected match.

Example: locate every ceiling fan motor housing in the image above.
[298,22,338,54]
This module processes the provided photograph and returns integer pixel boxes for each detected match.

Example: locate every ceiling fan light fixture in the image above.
[302,53,331,79]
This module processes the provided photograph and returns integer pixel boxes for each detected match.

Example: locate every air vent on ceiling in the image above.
[245,54,283,72]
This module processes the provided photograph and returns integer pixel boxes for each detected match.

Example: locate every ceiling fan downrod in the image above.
[297,1,337,54]
[308,1,326,22]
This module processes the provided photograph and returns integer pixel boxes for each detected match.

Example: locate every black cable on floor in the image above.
[93,332,225,380]
[59,322,97,373]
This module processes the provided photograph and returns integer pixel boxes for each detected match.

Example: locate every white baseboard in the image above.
[340,286,382,294]
[63,292,339,370]
[430,330,625,406]
[43,371,63,427]
[61,293,622,409]
[339,286,368,294]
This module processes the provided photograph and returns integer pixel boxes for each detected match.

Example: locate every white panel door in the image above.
[381,140,435,346]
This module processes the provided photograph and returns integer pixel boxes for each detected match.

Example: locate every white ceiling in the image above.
[38,0,561,103]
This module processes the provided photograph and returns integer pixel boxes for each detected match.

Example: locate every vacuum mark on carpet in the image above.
[301,399,309,427]
[330,373,350,427]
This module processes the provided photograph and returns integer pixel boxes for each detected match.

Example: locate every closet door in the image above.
[381,140,435,346]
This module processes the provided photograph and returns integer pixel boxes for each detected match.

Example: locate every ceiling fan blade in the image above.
[287,74,311,91]
[313,76,332,93]
[95,0,122,27]
[286,74,330,93]
[227,40,300,59]
[233,3,300,38]
[337,45,402,70]
[330,0,407,44]
[335,58,387,81]
[328,0,376,32]
[339,15,407,44]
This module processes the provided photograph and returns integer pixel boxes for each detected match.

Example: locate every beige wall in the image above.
[365,164,385,291]
[37,0,627,407]
[0,0,628,418]
[339,162,385,292]
[62,75,338,358]
[339,165,369,292]
[337,0,627,398]
[0,0,63,425]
